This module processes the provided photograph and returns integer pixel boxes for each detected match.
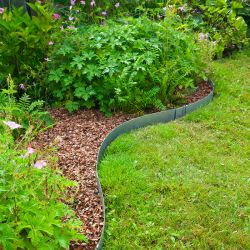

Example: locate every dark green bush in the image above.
[0,2,61,98]
[174,0,249,57]
[47,16,211,113]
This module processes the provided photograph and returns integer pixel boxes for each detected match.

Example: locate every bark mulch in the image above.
[186,81,213,104]
[32,110,134,250]
[32,81,212,250]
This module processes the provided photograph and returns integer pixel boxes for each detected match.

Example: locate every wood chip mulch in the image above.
[186,81,213,104]
[32,110,135,250]
[31,81,212,250]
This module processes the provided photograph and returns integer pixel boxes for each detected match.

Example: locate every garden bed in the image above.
[0,1,249,249]
[31,81,213,249]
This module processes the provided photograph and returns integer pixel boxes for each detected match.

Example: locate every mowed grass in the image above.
[99,47,250,250]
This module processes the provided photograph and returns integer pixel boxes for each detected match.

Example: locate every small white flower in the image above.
[3,121,22,129]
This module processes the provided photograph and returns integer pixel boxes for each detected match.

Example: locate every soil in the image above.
[32,81,212,250]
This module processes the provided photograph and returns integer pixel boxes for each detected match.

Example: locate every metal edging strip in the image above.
[95,80,214,250]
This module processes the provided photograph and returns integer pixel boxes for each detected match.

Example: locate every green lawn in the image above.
[99,47,250,249]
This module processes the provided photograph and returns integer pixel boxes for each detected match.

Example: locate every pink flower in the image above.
[101,11,107,16]
[3,121,22,130]
[34,160,47,169]
[90,0,95,7]
[24,147,35,158]
[115,2,120,8]
[53,13,60,20]
[68,16,74,21]
[178,6,185,12]
[44,57,51,62]
[19,83,25,90]
[199,32,209,41]
[70,0,76,5]
[80,0,85,5]
[48,41,54,45]
[0,8,4,14]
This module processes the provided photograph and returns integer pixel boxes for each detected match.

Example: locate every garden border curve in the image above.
[95,80,214,250]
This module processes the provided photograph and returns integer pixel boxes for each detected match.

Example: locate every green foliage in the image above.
[48,17,210,113]
[0,2,61,98]
[0,75,87,249]
[56,0,248,57]
[54,0,167,23]
[165,0,248,57]
[0,75,52,141]
[0,131,86,249]
[236,0,250,27]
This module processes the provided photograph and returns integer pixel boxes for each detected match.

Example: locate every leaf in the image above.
[0,224,17,249]
[48,68,63,83]
[56,45,74,56]
[28,229,43,246]
[83,65,101,81]
[70,56,85,70]
[74,86,95,101]
[65,101,80,112]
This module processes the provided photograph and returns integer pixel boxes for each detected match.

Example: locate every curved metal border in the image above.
[95,80,214,250]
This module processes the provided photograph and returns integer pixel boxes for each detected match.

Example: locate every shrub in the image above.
[166,0,248,57]
[55,0,248,57]
[54,0,167,22]
[47,16,211,113]
[0,2,61,99]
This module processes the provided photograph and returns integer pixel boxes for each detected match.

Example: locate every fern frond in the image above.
[28,100,44,113]
[17,94,31,112]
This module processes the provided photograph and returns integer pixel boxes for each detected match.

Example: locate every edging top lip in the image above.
[95,80,214,250]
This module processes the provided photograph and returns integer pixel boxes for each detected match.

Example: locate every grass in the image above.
[99,47,250,250]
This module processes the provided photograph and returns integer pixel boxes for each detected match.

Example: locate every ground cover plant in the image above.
[48,16,213,113]
[99,47,250,249]
[0,78,86,249]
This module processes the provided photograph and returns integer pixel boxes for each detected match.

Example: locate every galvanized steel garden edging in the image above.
[95,80,214,250]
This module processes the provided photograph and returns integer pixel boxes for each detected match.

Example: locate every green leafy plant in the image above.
[0,130,87,249]
[165,0,248,57]
[54,0,168,24]
[48,16,210,113]
[0,75,53,141]
[0,75,87,249]
[0,2,61,98]
[54,0,248,56]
